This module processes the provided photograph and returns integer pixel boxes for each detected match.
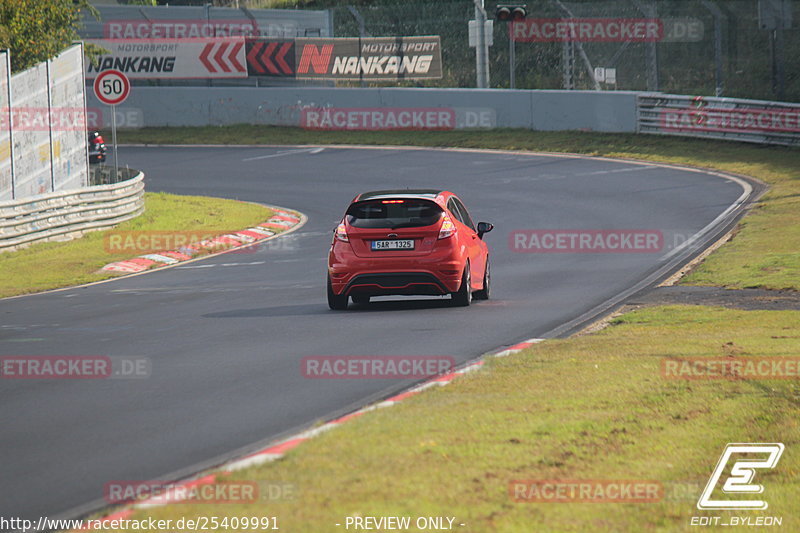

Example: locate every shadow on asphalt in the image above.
[203,297,464,318]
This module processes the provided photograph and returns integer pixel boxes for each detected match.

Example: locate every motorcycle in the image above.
[88,131,107,164]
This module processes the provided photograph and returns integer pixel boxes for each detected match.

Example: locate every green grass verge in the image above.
[106,305,800,532]
[0,192,272,298]
[119,126,800,290]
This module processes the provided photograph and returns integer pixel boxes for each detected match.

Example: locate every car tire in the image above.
[327,276,348,310]
[451,262,472,307]
[352,295,370,305]
[474,259,490,300]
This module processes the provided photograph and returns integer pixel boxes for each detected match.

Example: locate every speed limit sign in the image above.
[93,70,130,106]
[92,69,130,177]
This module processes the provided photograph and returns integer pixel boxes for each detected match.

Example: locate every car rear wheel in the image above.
[451,262,472,307]
[474,259,490,300]
[351,295,370,305]
[327,277,348,310]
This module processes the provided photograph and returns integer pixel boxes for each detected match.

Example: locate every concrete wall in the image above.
[86,87,639,133]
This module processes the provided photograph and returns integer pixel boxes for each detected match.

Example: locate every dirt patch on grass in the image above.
[631,285,800,311]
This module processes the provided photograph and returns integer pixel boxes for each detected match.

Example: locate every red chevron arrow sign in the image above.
[245,39,295,76]
[200,40,246,73]
[86,38,247,79]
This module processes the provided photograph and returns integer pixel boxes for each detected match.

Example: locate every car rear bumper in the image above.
[329,269,462,296]
[342,272,457,296]
[328,240,465,296]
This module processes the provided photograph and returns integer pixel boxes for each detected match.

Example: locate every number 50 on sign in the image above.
[93,70,130,106]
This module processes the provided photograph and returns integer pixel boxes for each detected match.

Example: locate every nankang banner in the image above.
[86,38,247,79]
[294,36,442,81]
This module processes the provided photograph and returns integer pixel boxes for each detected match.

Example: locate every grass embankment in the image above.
[106,306,800,532]
[0,192,271,298]
[120,126,800,290]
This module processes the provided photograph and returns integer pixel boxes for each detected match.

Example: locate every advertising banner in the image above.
[86,38,247,79]
[294,36,442,81]
[48,45,88,192]
[9,62,51,199]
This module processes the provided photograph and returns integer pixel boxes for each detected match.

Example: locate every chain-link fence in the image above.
[325,0,798,102]
[100,1,800,102]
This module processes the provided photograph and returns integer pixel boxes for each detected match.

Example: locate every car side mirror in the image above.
[477,222,493,239]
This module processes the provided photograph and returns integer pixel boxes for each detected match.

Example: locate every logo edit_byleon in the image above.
[697,443,784,510]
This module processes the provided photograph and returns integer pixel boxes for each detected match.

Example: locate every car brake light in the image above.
[438,214,456,239]
[335,222,349,242]
[381,200,404,204]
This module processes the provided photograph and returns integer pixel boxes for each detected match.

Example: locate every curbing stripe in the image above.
[134,474,217,509]
[140,254,179,265]
[99,213,302,274]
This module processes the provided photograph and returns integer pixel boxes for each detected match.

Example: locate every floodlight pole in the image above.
[473,0,490,88]
[509,26,516,89]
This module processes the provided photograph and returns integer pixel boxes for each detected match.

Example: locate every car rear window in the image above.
[346,199,443,229]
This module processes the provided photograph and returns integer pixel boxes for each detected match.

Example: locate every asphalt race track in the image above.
[0,146,750,521]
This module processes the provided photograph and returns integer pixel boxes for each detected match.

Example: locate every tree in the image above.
[0,0,96,73]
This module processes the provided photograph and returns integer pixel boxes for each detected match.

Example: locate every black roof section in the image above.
[357,189,444,201]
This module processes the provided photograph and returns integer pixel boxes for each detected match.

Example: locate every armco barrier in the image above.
[638,94,800,147]
[0,169,144,253]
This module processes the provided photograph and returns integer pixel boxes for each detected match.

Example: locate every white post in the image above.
[112,104,118,181]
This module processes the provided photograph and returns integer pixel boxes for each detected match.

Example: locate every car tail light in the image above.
[438,214,456,240]
[335,222,349,242]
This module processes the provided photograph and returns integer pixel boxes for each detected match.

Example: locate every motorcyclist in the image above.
[88,131,107,164]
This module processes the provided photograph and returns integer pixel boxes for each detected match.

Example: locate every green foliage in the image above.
[0,0,94,73]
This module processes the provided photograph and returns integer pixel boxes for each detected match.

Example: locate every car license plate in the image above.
[371,239,415,251]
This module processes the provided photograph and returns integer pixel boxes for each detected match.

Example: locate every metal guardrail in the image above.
[637,94,800,147]
[0,170,145,252]
[89,165,140,186]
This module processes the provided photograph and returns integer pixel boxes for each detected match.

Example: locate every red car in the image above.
[327,189,493,310]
